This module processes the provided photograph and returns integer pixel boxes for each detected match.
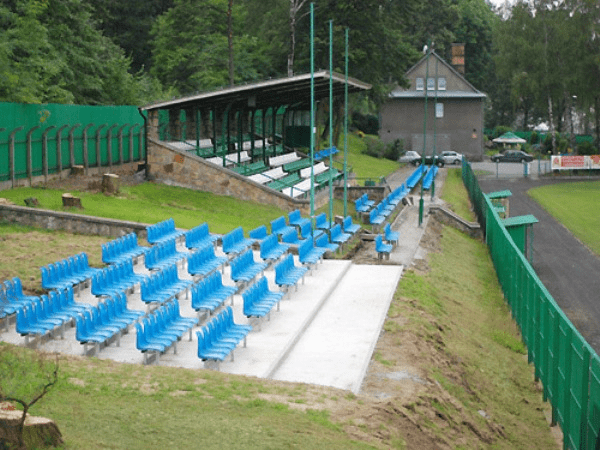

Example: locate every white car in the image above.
[441,151,464,165]
[398,150,421,164]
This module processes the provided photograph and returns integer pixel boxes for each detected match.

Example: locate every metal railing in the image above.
[462,160,600,449]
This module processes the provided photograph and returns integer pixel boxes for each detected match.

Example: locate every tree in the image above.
[287,0,309,76]
[0,345,60,450]
[87,0,174,73]
[151,0,272,94]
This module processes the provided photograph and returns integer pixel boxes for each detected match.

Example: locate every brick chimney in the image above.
[451,43,465,75]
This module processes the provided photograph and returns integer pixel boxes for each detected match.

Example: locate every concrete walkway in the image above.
[2,165,445,394]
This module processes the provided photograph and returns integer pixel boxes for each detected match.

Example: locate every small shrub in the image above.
[384,139,403,161]
[577,140,596,155]
[362,136,385,158]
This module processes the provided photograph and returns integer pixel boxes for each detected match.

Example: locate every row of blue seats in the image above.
[375,225,401,259]
[135,300,197,364]
[102,233,149,265]
[75,302,132,355]
[406,165,425,189]
[141,264,192,308]
[147,218,185,245]
[314,146,339,162]
[196,306,252,367]
[368,184,410,227]
[230,249,267,286]
[187,244,228,279]
[222,226,255,256]
[1,277,38,324]
[91,260,146,297]
[242,276,284,320]
[40,253,99,291]
[145,239,187,271]
[191,271,237,317]
[185,222,220,250]
[260,233,289,262]
[422,165,439,191]
[298,237,328,271]
[274,254,308,293]
[355,193,375,214]
[15,289,92,344]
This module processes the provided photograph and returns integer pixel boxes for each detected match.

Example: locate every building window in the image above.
[416,77,424,91]
[438,77,446,91]
[427,77,436,90]
[436,103,444,118]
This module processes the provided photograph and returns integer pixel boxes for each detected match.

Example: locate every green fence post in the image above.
[118,124,129,165]
[68,124,81,171]
[107,124,118,171]
[82,124,95,172]
[41,126,56,183]
[55,125,68,179]
[95,124,107,169]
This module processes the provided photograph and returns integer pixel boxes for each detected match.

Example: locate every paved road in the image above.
[478,176,600,354]
[473,160,552,179]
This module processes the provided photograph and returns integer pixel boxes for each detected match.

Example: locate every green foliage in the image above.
[0,0,157,105]
[492,125,512,139]
[577,140,596,155]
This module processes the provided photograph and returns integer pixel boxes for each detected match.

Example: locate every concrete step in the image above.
[269,264,403,393]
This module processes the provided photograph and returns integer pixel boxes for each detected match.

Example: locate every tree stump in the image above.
[62,193,82,209]
[102,173,120,195]
[71,165,85,176]
[24,197,39,207]
[0,405,64,449]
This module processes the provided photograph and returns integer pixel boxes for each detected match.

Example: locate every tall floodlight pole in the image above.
[432,53,438,200]
[343,28,349,218]
[309,3,315,223]
[418,41,430,227]
[328,20,334,228]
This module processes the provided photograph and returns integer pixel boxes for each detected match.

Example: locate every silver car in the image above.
[441,151,464,165]
[399,150,421,163]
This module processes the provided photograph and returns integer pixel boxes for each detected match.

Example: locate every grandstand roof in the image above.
[140,71,371,112]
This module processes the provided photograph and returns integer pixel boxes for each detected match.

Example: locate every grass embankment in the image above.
[528,180,600,255]
[0,183,285,235]
[332,133,400,184]
[363,169,556,448]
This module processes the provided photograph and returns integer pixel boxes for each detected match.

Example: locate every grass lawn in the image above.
[331,133,400,184]
[528,181,600,255]
[0,183,287,235]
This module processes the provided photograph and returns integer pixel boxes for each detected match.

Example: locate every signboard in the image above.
[551,155,600,170]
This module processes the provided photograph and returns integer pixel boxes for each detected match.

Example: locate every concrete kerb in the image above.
[263,260,353,379]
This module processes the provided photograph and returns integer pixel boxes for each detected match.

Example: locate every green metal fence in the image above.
[0,102,144,186]
[462,160,600,449]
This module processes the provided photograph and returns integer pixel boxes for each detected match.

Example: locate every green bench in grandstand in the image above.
[314,168,343,186]
[283,158,312,173]
[266,173,301,191]
[231,161,268,176]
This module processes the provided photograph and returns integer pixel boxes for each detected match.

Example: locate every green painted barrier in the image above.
[0,102,144,184]
[462,159,600,449]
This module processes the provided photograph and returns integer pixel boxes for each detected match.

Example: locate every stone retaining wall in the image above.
[147,138,321,214]
[428,205,482,239]
[0,204,148,239]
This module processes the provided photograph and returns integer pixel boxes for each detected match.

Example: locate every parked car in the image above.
[490,150,533,163]
[412,154,445,167]
[399,150,421,163]
[441,151,464,165]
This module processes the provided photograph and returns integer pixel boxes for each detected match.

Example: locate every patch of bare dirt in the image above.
[40,163,145,193]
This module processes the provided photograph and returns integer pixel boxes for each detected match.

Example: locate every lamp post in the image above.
[418,41,431,227]
[570,95,577,152]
